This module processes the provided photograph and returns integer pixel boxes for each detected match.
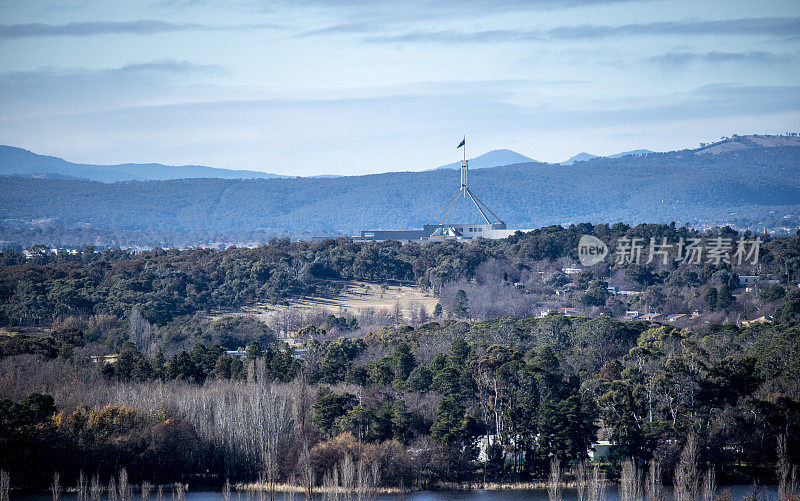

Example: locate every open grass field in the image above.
[211,280,439,338]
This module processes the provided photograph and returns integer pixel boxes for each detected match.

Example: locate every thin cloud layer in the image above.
[0,20,280,38]
[363,17,800,43]
[649,51,796,68]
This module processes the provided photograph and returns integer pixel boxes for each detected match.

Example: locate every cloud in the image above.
[649,51,796,68]
[0,60,226,120]
[111,60,223,76]
[0,60,222,80]
[362,16,800,43]
[294,0,658,37]
[0,20,280,39]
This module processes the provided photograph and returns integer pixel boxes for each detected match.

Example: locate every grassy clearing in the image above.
[210,280,438,337]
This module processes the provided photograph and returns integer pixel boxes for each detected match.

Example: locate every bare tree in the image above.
[222,479,231,501]
[588,464,606,501]
[129,308,154,356]
[157,485,164,501]
[575,461,588,501]
[77,471,88,501]
[51,472,62,501]
[418,304,429,325]
[674,434,699,501]
[548,459,562,501]
[393,302,403,325]
[341,455,355,501]
[174,483,186,501]
[142,481,153,501]
[90,474,102,501]
[620,460,642,501]
[701,469,715,501]
[108,476,118,501]
[778,434,790,501]
[286,475,297,501]
[300,443,314,501]
[370,461,380,492]
[0,470,9,501]
[645,460,662,501]
[322,469,336,501]
[119,469,131,501]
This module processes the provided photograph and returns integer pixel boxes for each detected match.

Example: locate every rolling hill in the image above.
[1,136,799,247]
[0,145,287,182]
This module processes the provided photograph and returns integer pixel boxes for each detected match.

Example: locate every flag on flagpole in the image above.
[457,137,465,148]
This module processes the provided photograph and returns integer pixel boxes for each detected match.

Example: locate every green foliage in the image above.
[308,337,366,384]
[312,387,356,437]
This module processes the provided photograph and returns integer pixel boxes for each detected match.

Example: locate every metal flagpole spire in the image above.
[461,135,467,199]
[427,135,504,233]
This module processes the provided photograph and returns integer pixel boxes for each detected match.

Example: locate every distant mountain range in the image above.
[561,149,654,165]
[1,135,798,246]
[3,135,797,186]
[434,148,655,170]
[0,146,288,182]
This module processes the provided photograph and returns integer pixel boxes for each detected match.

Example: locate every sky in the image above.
[0,0,799,176]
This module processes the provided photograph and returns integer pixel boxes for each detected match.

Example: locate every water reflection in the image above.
[13,485,778,501]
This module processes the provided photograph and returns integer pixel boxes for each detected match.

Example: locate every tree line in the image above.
[1,310,799,491]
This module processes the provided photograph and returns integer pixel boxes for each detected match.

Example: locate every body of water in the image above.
[13,485,779,501]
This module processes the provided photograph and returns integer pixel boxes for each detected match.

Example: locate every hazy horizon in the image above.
[1,0,799,176]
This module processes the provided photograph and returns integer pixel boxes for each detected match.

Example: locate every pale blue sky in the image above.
[1,0,798,176]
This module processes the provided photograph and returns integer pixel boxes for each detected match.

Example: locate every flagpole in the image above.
[463,135,466,199]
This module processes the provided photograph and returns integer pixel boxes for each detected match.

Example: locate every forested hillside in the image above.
[1,143,799,247]
[2,222,800,491]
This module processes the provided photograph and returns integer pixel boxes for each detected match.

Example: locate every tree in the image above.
[406,365,432,392]
[538,392,598,461]
[704,287,718,310]
[433,303,443,318]
[431,395,466,444]
[336,405,374,442]
[128,308,153,356]
[453,290,469,318]
[716,285,734,310]
[392,342,416,388]
[245,341,264,360]
[312,388,356,437]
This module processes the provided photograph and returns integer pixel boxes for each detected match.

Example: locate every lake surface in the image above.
[13,485,778,501]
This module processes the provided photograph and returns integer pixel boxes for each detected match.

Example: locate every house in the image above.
[90,354,119,364]
[618,290,641,296]
[588,441,613,461]
[741,315,774,327]
[475,435,516,464]
[738,276,760,286]
[563,267,583,275]
[640,312,663,321]
[665,313,687,322]
[560,307,581,317]
[607,286,619,295]
[623,311,640,320]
